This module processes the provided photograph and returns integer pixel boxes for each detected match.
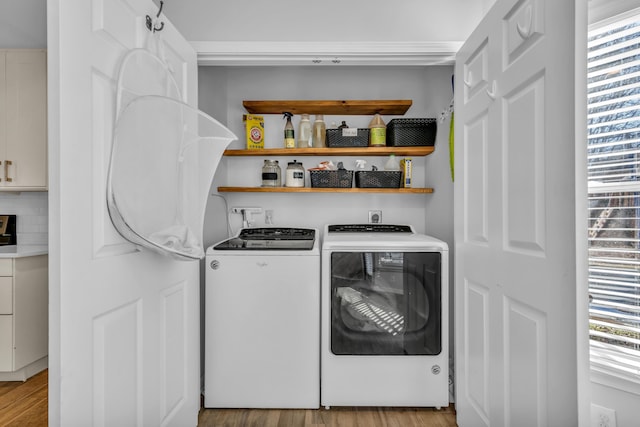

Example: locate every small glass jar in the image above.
[285,160,305,187]
[261,159,281,187]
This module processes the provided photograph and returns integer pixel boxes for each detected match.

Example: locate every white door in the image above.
[454,0,586,426]
[48,1,201,426]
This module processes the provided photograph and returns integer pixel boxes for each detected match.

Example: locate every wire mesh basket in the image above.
[309,169,354,188]
[326,128,370,147]
[355,171,402,188]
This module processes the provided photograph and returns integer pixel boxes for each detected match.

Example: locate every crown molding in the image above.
[191,41,463,66]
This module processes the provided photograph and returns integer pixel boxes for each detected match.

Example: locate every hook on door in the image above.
[463,71,473,87]
[486,80,498,100]
[517,5,533,39]
[145,1,165,33]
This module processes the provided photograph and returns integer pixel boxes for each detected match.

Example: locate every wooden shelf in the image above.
[222,114,434,193]
[217,187,433,194]
[242,100,412,115]
[223,146,434,157]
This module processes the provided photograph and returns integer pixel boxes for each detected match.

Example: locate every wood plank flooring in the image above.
[198,406,458,427]
[0,369,47,426]
[0,370,458,426]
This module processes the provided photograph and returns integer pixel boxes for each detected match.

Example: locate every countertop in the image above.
[0,245,48,258]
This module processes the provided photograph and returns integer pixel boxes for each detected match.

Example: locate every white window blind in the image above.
[588,14,640,385]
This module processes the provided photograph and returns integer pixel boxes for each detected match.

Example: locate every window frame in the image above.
[588,4,640,396]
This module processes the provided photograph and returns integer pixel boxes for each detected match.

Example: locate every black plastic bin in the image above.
[386,118,437,146]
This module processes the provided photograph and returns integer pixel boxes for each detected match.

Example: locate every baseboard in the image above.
[0,356,48,382]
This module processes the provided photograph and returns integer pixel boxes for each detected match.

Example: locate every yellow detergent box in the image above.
[243,114,264,150]
[400,158,412,188]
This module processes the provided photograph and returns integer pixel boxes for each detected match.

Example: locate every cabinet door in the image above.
[13,255,48,371]
[0,315,12,371]
[0,276,12,314]
[0,259,12,276]
[4,50,47,189]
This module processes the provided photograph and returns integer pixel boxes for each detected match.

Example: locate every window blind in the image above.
[588,15,640,382]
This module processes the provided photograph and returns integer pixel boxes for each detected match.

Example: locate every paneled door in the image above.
[454,0,586,425]
[48,0,201,425]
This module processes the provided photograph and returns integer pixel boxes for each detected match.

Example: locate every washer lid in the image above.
[239,227,315,240]
[213,227,316,250]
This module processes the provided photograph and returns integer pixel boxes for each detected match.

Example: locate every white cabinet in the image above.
[0,255,48,375]
[0,50,47,190]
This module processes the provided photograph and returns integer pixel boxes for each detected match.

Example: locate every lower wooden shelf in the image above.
[217,186,433,194]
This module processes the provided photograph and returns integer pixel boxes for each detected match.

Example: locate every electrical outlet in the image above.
[368,210,382,224]
[591,404,617,427]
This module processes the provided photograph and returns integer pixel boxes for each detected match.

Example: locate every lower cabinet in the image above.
[0,255,48,373]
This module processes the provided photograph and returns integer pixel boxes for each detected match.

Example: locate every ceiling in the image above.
[157,0,487,66]
[157,0,486,43]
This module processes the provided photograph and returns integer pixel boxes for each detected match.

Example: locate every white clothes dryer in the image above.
[321,224,449,408]
[204,227,320,408]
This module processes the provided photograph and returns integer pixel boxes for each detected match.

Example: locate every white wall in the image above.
[198,65,454,245]
[0,0,46,48]
[591,379,640,427]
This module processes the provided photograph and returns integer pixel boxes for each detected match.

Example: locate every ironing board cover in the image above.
[107,45,236,260]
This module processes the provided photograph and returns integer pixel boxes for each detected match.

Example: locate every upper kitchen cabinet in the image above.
[0,50,47,191]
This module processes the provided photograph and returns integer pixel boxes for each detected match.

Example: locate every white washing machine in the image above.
[321,224,449,408]
[204,227,320,408]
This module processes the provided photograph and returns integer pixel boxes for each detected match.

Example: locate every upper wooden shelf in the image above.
[223,146,434,157]
[242,100,412,115]
[217,187,433,194]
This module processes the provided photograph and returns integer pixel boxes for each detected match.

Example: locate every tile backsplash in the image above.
[0,192,48,245]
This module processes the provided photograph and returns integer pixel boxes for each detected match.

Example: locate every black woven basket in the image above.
[355,171,402,188]
[326,128,370,147]
[386,118,437,146]
[309,169,353,188]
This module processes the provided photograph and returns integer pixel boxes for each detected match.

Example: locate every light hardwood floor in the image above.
[198,406,458,427]
[0,369,48,426]
[0,371,458,426]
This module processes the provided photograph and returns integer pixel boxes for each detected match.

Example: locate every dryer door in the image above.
[330,251,442,355]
